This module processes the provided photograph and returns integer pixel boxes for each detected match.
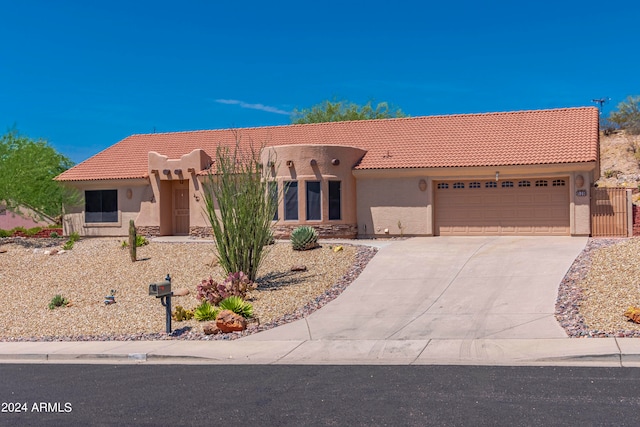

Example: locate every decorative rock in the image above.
[172,288,190,297]
[625,306,640,324]
[49,249,59,256]
[203,322,221,335]
[333,245,343,252]
[215,309,247,333]
[290,265,307,272]
[0,248,7,254]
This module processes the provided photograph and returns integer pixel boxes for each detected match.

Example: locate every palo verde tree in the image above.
[202,137,278,281]
[291,99,407,124]
[608,96,640,135]
[0,129,80,220]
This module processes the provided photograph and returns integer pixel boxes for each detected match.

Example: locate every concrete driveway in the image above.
[244,236,588,342]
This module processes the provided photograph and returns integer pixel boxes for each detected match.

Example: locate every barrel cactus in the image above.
[291,226,319,251]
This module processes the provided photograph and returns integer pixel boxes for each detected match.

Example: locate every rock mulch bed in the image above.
[556,237,640,337]
[0,237,376,341]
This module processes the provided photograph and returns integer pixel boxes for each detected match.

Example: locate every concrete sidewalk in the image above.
[1,338,640,367]
[1,236,637,367]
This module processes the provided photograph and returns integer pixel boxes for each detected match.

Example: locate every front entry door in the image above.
[173,187,190,235]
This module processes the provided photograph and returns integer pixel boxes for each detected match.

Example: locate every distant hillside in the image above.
[596,130,640,203]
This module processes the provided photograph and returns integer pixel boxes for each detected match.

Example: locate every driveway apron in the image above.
[244,236,588,341]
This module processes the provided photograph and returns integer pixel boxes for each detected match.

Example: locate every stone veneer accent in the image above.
[137,224,358,239]
[136,226,160,237]
[190,226,214,238]
[272,223,357,239]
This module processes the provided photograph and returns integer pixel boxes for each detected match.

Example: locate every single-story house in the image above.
[55,107,599,238]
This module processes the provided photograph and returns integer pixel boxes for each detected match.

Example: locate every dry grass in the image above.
[0,238,357,339]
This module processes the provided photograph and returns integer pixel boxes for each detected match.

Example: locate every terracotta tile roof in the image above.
[56,107,599,181]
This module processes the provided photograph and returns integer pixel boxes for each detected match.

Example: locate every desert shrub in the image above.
[0,229,10,238]
[193,301,219,321]
[48,294,69,310]
[11,226,27,235]
[62,240,74,250]
[197,272,256,305]
[291,226,319,251]
[219,295,253,318]
[25,227,43,236]
[49,231,60,238]
[121,235,149,248]
[68,232,80,242]
[172,305,194,322]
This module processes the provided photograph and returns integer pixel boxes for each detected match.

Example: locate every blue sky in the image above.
[1,0,638,164]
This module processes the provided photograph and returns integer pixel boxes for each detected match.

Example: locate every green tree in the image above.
[608,96,640,134]
[202,137,277,281]
[0,129,80,220]
[292,99,407,124]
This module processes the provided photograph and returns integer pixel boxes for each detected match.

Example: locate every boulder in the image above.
[203,322,221,335]
[625,306,640,323]
[215,309,247,333]
[172,288,190,297]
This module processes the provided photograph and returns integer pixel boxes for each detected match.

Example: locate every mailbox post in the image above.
[149,274,173,334]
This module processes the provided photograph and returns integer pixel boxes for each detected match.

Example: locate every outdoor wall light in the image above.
[575,174,585,188]
[418,179,427,192]
[495,171,499,181]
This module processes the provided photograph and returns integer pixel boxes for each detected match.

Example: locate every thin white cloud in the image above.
[215,99,290,115]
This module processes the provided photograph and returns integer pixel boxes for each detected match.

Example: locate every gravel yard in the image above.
[4,235,639,341]
[0,237,376,341]
[556,237,640,337]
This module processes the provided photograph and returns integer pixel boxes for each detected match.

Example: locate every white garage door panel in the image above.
[435,179,570,236]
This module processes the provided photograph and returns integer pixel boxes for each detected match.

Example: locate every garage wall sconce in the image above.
[575,174,585,188]
[418,179,427,192]
[495,171,499,181]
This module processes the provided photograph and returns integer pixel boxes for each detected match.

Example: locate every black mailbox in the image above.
[149,280,171,297]
[149,274,173,334]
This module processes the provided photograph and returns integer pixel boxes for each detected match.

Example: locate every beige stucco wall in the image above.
[63,179,149,237]
[261,145,366,236]
[354,162,598,237]
[356,176,432,237]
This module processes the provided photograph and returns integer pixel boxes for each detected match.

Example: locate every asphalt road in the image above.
[1,364,639,426]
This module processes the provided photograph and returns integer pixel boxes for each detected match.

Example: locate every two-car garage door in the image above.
[434,178,570,236]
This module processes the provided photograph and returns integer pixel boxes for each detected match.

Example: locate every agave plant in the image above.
[291,226,319,251]
[193,301,219,321]
[219,296,254,319]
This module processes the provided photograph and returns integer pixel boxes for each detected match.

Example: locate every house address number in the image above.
[576,190,587,197]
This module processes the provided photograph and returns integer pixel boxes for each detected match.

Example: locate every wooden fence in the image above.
[591,187,629,237]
